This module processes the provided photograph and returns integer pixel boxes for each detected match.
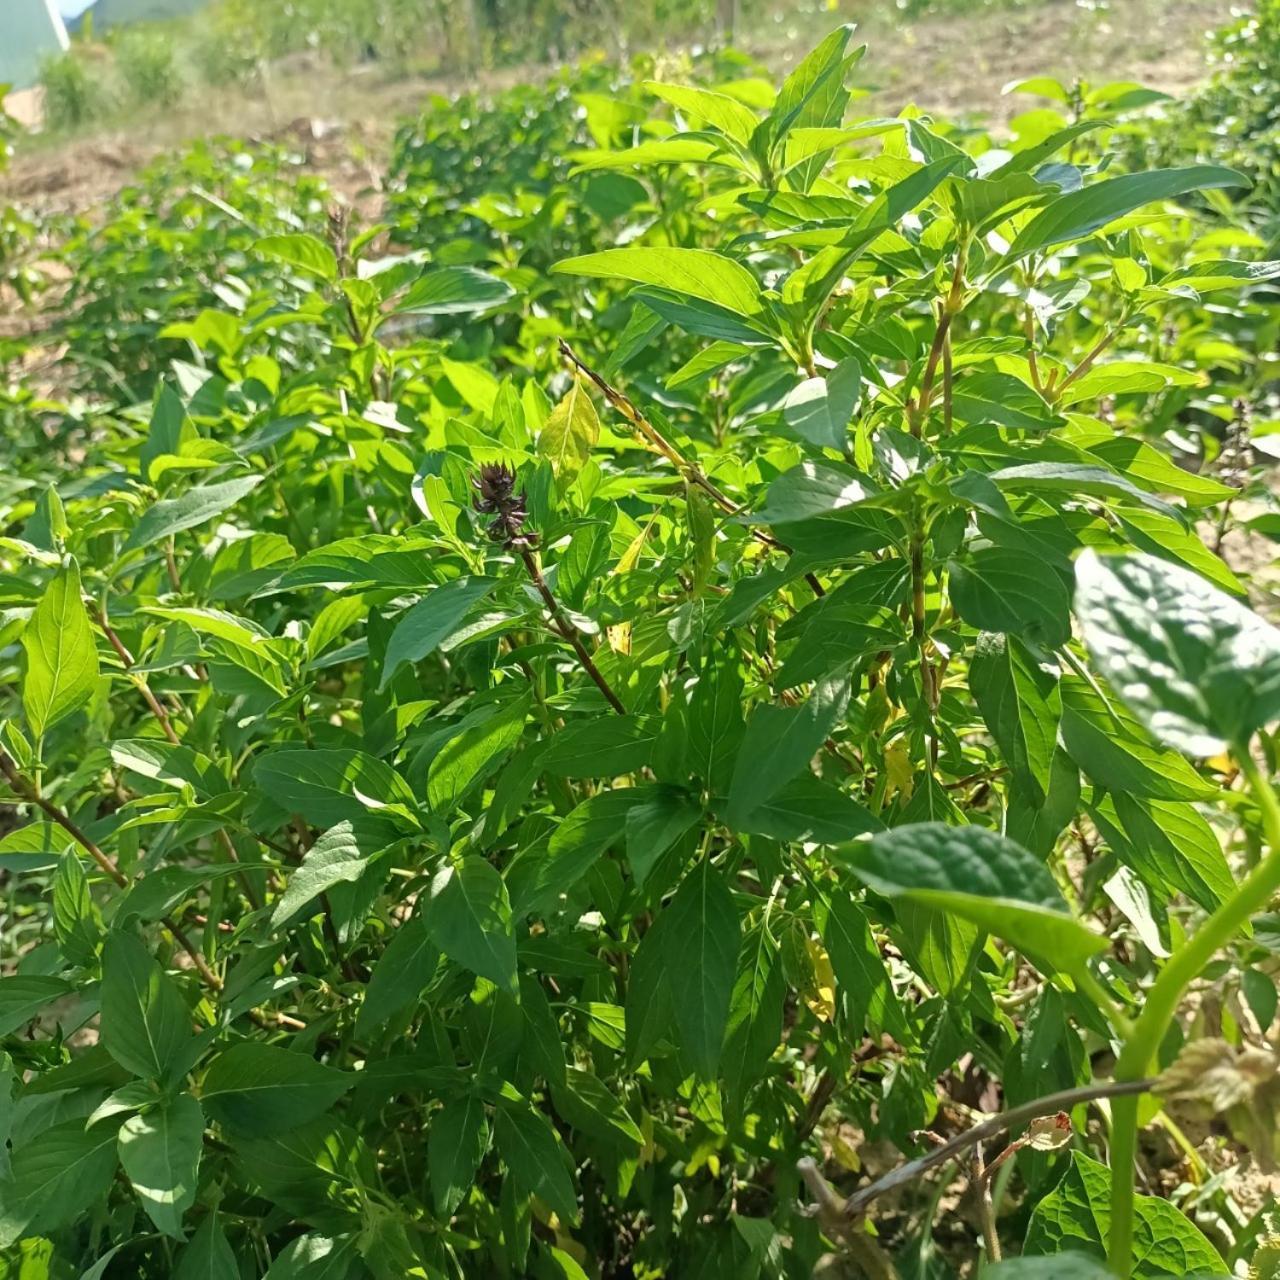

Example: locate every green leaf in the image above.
[729,774,881,843]
[270,821,375,929]
[989,1257,1118,1278]
[253,748,418,828]
[0,974,72,1035]
[726,670,852,825]
[261,1234,362,1280]
[254,233,338,282]
[1024,1152,1225,1276]
[1092,793,1235,913]
[429,1091,488,1217]
[428,698,528,812]
[840,823,1106,970]
[783,359,861,450]
[552,247,766,319]
[380,577,497,690]
[625,785,702,886]
[538,716,657,778]
[118,1093,204,1238]
[356,911,439,1034]
[1059,676,1215,801]
[820,893,906,1040]
[200,1043,351,1136]
[658,860,740,1078]
[988,461,1181,523]
[123,476,263,554]
[949,547,1071,647]
[100,931,195,1083]
[494,1103,579,1224]
[1008,166,1249,258]
[722,925,784,1108]
[644,82,760,146]
[752,460,879,525]
[425,857,517,994]
[175,1214,239,1280]
[0,1119,119,1247]
[552,1067,642,1152]
[538,379,600,485]
[22,560,99,739]
[970,633,1060,803]
[393,265,513,315]
[53,849,101,967]
[1075,550,1280,756]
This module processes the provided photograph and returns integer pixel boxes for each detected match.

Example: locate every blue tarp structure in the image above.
[0,0,70,90]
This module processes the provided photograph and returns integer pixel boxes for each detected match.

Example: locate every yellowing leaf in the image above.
[539,379,600,486]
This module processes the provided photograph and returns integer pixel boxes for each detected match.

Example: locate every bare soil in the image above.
[0,0,1237,221]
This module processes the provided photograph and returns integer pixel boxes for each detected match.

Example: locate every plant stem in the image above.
[840,1077,1155,1219]
[0,749,222,991]
[1107,745,1280,1274]
[95,604,262,910]
[558,340,825,597]
[519,546,627,715]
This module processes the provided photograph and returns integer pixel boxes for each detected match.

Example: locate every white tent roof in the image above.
[0,0,70,91]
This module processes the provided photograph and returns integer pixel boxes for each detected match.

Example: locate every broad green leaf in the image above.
[380,577,497,690]
[539,379,600,485]
[253,748,418,827]
[782,359,861,451]
[53,849,101,967]
[1059,676,1215,800]
[970,633,1060,803]
[726,670,852,825]
[819,894,906,1040]
[722,925,784,1108]
[100,931,194,1083]
[0,974,72,1036]
[1024,1152,1225,1276]
[429,1092,488,1217]
[752,460,879,525]
[1008,166,1249,258]
[0,1119,119,1247]
[22,561,99,739]
[118,1094,204,1238]
[1157,257,1280,294]
[553,247,765,319]
[658,860,740,1078]
[200,1043,351,1136]
[552,1067,642,1152]
[270,821,376,928]
[356,911,439,1034]
[427,698,528,812]
[567,138,728,173]
[261,1234,362,1280]
[988,462,1181,523]
[1075,550,1280,756]
[392,265,513,315]
[729,774,881,843]
[494,1104,579,1224]
[425,857,517,994]
[989,1257,1119,1278]
[1092,794,1234,913]
[644,82,760,146]
[175,1214,238,1280]
[949,547,1071,647]
[510,790,643,915]
[624,785,702,886]
[123,475,263,553]
[840,823,1106,970]
[539,716,657,778]
[254,233,338,282]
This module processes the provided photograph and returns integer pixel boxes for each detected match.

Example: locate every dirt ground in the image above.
[0,0,1237,221]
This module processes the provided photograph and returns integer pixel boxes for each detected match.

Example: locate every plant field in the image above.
[1,8,1279,1279]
